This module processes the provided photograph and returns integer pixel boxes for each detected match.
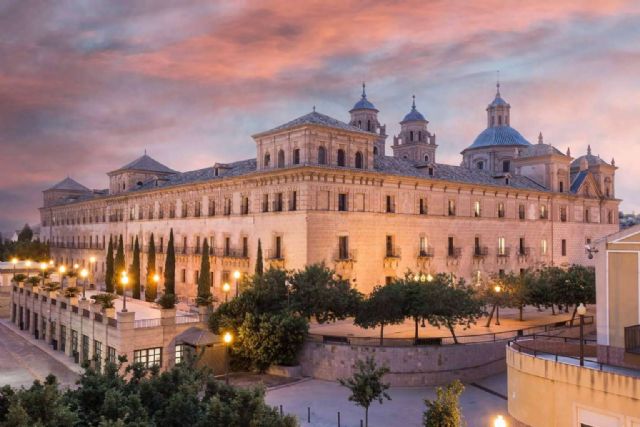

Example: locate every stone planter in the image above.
[104,307,116,318]
[267,365,302,378]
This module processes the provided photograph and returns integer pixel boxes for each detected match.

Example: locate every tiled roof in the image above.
[254,111,373,137]
[465,126,531,151]
[518,143,565,158]
[570,153,608,168]
[112,154,177,174]
[45,177,91,192]
[570,170,588,194]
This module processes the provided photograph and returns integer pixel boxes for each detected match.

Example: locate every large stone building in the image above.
[39,83,620,302]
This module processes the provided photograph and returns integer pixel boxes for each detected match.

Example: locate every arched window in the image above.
[318,146,327,165]
[410,131,414,141]
[367,120,371,131]
[293,148,300,165]
[498,116,502,126]
[424,154,429,163]
[277,150,285,168]
[264,153,271,167]
[355,151,363,169]
[502,160,510,172]
[337,149,346,167]
[358,120,362,129]
[418,131,422,141]
[477,160,484,170]
[373,146,378,155]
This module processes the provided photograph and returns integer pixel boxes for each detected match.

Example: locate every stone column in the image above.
[116,310,136,372]
[160,308,176,370]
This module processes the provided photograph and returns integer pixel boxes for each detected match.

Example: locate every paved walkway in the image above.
[0,321,79,389]
[266,373,514,427]
[309,305,594,340]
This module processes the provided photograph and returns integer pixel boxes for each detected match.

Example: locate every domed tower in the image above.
[349,83,387,156]
[392,96,437,163]
[461,82,531,174]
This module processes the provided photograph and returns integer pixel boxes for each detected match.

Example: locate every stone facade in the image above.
[39,84,620,303]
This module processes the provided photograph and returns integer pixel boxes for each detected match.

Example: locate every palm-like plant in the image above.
[63,287,81,298]
[25,276,40,287]
[42,282,61,293]
[91,293,118,310]
[12,273,27,284]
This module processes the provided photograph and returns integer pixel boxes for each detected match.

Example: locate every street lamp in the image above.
[25,260,32,278]
[233,270,241,297]
[89,256,96,290]
[222,282,230,302]
[494,415,507,427]
[80,268,89,300]
[11,257,18,279]
[39,262,47,287]
[59,265,66,289]
[494,285,502,326]
[120,274,129,312]
[577,302,587,366]
[223,332,233,385]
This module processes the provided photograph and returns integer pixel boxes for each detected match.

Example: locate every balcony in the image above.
[447,247,462,259]
[384,247,401,259]
[473,246,489,258]
[265,249,285,269]
[417,247,434,259]
[496,247,511,258]
[625,325,640,354]
[517,247,532,260]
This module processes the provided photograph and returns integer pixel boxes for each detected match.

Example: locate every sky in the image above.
[1,0,640,234]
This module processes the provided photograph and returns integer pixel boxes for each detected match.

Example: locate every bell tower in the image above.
[349,83,387,156]
[392,96,437,163]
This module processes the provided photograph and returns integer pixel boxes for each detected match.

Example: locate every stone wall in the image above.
[299,340,508,386]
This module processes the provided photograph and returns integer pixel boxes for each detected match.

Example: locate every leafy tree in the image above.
[12,273,27,285]
[355,282,405,345]
[423,380,465,427]
[427,275,483,344]
[565,264,596,325]
[158,294,176,309]
[131,236,141,300]
[17,224,33,242]
[197,239,212,306]
[289,263,363,323]
[237,312,308,371]
[255,239,264,276]
[401,279,432,342]
[25,276,40,287]
[146,233,157,302]
[541,266,569,315]
[114,235,125,295]
[105,237,114,293]
[338,356,391,427]
[164,229,176,297]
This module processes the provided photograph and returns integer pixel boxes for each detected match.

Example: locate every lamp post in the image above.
[153,273,160,298]
[80,268,88,300]
[233,270,241,297]
[59,265,66,289]
[494,285,502,326]
[25,260,32,278]
[223,332,233,385]
[39,262,47,287]
[11,257,18,279]
[89,256,96,290]
[222,282,230,302]
[120,273,129,312]
[493,415,507,427]
[577,302,587,366]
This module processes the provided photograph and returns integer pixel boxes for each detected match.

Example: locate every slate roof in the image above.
[490,95,508,107]
[570,153,608,168]
[254,111,374,137]
[45,177,91,192]
[111,154,177,174]
[570,171,588,194]
[401,106,427,123]
[351,95,377,111]
[465,125,531,151]
[518,143,565,158]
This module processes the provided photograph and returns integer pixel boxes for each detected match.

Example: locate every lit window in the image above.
[541,239,548,256]
[134,347,162,368]
[498,237,506,256]
[473,201,481,217]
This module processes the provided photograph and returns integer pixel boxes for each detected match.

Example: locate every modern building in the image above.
[39,83,620,301]
[507,225,640,426]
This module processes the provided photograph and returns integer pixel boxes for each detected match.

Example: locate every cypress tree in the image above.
[114,235,125,295]
[146,233,157,302]
[132,236,141,299]
[197,238,212,306]
[105,237,114,293]
[255,238,264,276]
[164,229,175,296]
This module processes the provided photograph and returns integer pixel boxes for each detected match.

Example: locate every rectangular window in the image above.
[82,334,90,363]
[175,344,190,365]
[224,198,232,215]
[518,204,525,220]
[519,237,526,255]
[224,237,231,256]
[447,237,455,256]
[181,269,186,283]
[338,236,349,260]
[242,237,248,258]
[290,191,297,211]
[561,239,567,256]
[385,235,394,257]
[386,195,395,213]
[419,236,428,256]
[473,201,481,218]
[274,236,282,259]
[134,347,162,368]
[448,200,456,216]
[262,194,269,212]
[419,198,428,215]
[498,237,506,256]
[497,202,505,218]
[94,340,102,371]
[209,200,216,216]
[541,239,548,255]
[338,193,348,211]
[584,208,590,223]
[60,325,66,353]
[502,160,510,172]
[71,330,78,355]
[274,193,283,212]
[560,207,567,222]
[241,197,249,215]
[107,346,116,364]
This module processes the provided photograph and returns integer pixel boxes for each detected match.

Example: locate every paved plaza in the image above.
[309,305,594,340]
[266,373,514,427]
[0,321,79,389]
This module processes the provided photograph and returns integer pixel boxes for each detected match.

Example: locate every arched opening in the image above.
[293,148,300,165]
[264,153,271,167]
[418,131,422,141]
[367,120,371,131]
[355,152,363,169]
[498,115,503,126]
[337,149,346,167]
[477,160,484,170]
[318,146,327,165]
[136,181,143,187]
[424,154,430,163]
[410,131,414,141]
[373,146,378,155]
[277,150,285,168]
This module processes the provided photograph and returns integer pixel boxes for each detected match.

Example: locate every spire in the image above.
[587,145,592,155]
[362,82,366,98]
[412,94,416,109]
[496,70,501,96]
[312,105,316,112]
[566,147,571,157]
[611,157,615,166]
[538,132,543,145]
[144,148,147,155]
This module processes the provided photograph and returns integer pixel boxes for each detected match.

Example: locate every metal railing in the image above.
[509,336,605,370]
[176,314,200,324]
[335,249,357,262]
[417,247,434,258]
[473,246,489,257]
[134,318,162,328]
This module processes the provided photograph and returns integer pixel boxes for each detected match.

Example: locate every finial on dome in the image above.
[312,105,316,112]
[412,94,416,109]
[144,148,147,155]
[611,157,615,166]
[362,82,366,98]
[566,147,571,157]
[496,70,501,96]
[587,145,592,155]
[538,132,543,145]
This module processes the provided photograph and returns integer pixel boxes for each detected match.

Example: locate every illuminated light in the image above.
[494,285,502,293]
[233,270,241,280]
[222,282,231,293]
[80,269,88,279]
[223,332,233,344]
[494,415,507,427]
[153,273,160,283]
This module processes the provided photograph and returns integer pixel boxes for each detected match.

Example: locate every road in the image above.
[0,322,78,389]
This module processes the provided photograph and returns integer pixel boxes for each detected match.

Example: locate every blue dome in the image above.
[490,95,508,107]
[466,126,531,150]
[401,106,426,122]
[352,96,377,111]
